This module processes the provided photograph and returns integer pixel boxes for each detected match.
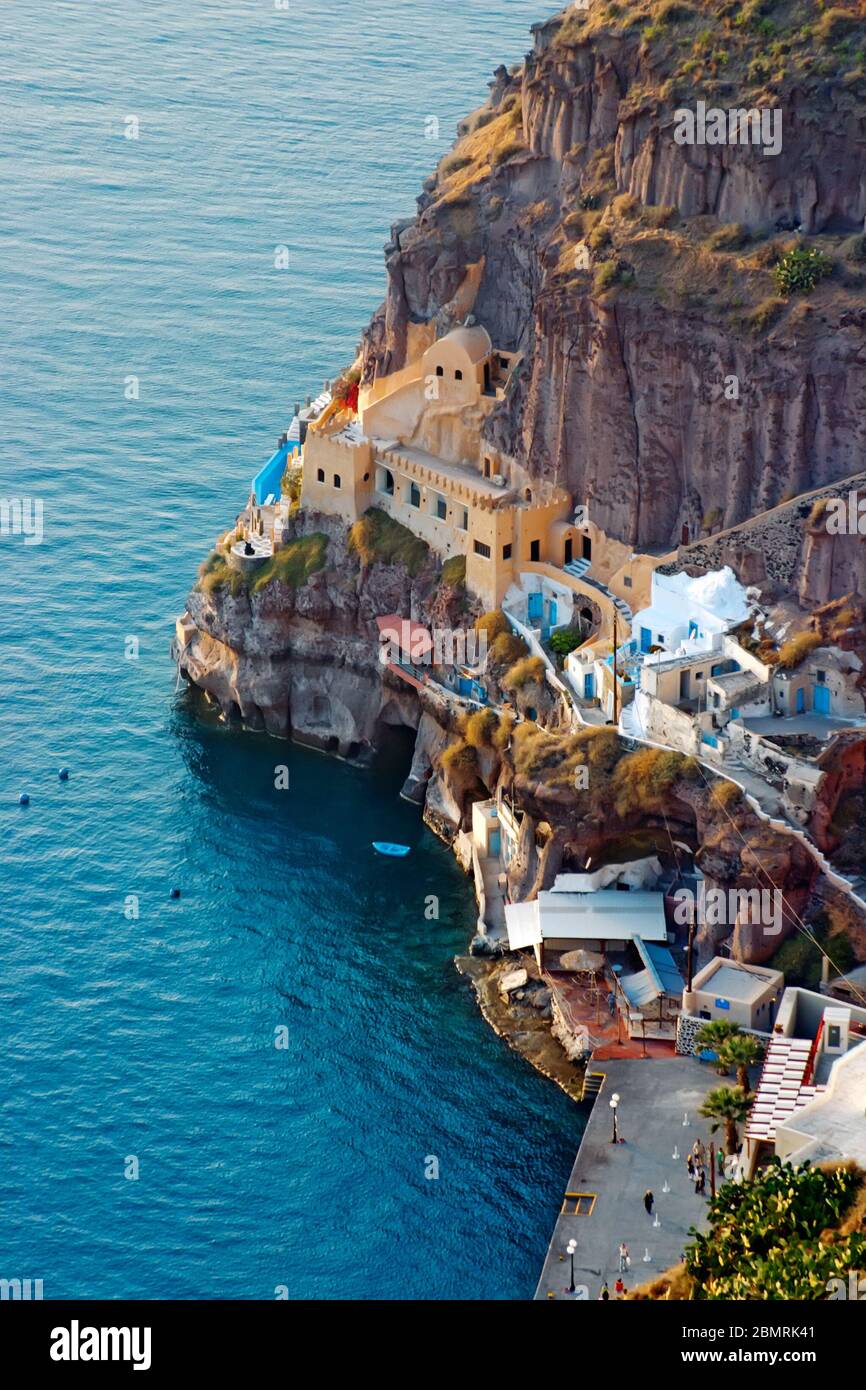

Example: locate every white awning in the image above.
[505,889,667,951]
[504,900,539,950]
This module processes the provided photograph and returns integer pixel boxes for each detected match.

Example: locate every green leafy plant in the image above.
[773,245,832,296]
[549,628,584,657]
[684,1159,866,1300]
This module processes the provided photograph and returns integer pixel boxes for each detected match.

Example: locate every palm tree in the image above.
[718,1033,765,1093]
[695,1020,740,1074]
[700,1085,751,1156]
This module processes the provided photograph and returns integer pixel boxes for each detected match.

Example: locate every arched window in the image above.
[524,487,532,503]
[334,474,342,489]
[436,365,444,377]
[455,369,463,381]
[317,468,325,483]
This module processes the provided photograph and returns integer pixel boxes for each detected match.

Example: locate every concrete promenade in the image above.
[535,1057,721,1300]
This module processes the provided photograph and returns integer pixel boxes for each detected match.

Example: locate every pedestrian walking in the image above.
[693,1139,706,1165]
[717,1146,725,1176]
[686,1153,694,1178]
[643,1189,654,1215]
[697,1167,707,1196]
[599,1282,610,1301]
[614,1277,626,1297]
[618,1242,629,1272]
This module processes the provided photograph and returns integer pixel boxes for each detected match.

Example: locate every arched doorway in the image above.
[564,536,573,566]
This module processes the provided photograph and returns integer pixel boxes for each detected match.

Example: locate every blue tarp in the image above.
[253,442,290,505]
[621,938,684,1008]
[636,938,684,995]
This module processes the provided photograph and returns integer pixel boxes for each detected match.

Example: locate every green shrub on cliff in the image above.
[490,631,529,668]
[510,722,620,791]
[250,532,329,594]
[642,203,678,229]
[656,0,696,22]
[493,710,516,751]
[348,508,429,577]
[476,611,531,669]
[841,233,866,263]
[747,296,786,334]
[817,7,860,46]
[441,554,466,588]
[549,627,584,657]
[439,739,483,796]
[708,779,744,814]
[705,222,750,252]
[502,655,546,691]
[770,908,855,990]
[198,551,247,599]
[462,708,499,749]
[774,629,822,669]
[475,609,510,642]
[611,746,694,818]
[773,244,832,296]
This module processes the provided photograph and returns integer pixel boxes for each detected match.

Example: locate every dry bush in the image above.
[503,655,546,690]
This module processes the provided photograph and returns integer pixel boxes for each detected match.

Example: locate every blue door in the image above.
[548,598,558,628]
[528,592,543,626]
[640,627,652,653]
[814,685,831,715]
[584,672,595,699]
[796,687,805,714]
[489,830,501,858]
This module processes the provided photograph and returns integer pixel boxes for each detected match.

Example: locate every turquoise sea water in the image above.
[0,0,582,1299]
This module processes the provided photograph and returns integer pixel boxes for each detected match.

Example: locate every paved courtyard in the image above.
[535,1057,722,1300]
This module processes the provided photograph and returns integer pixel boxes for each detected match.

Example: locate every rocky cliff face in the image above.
[176,514,466,758]
[361,1,866,561]
[425,715,847,967]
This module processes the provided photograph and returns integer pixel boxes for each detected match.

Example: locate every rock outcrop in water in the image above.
[176,513,460,756]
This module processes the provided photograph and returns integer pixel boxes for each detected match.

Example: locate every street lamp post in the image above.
[609,1091,621,1144]
[566,1238,577,1294]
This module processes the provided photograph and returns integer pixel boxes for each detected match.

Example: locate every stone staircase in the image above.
[562,560,633,628]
